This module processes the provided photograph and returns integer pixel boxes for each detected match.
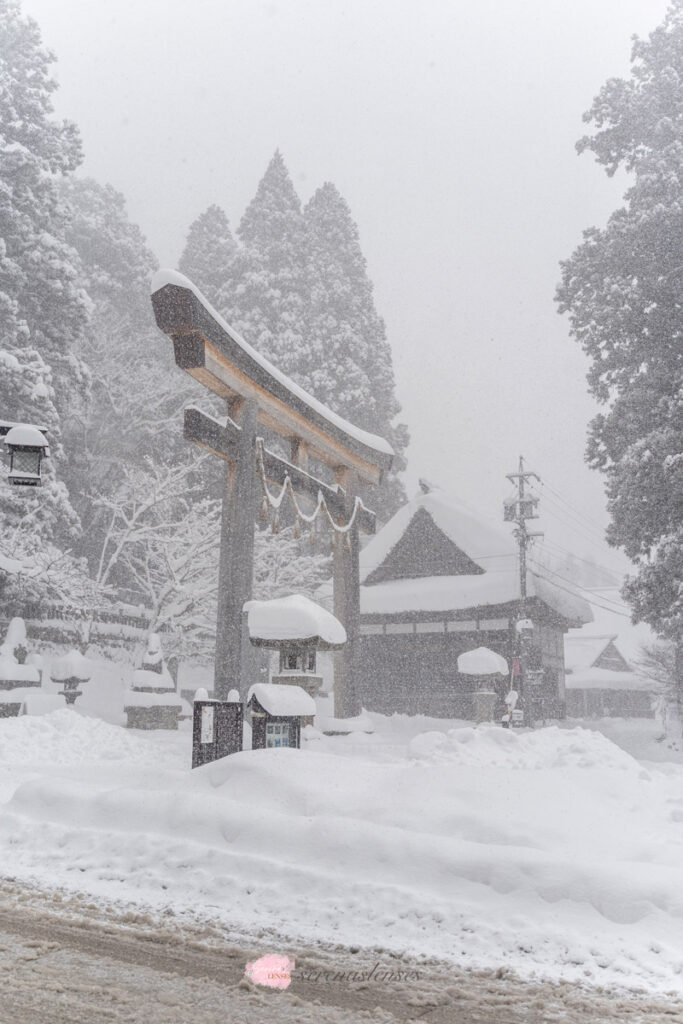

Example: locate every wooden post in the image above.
[333,469,362,719]
[214,398,258,701]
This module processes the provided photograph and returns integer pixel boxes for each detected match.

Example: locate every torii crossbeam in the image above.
[151,270,393,718]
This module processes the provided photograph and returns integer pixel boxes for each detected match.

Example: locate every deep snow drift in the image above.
[0,709,681,994]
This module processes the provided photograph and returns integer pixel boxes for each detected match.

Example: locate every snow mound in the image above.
[407,724,641,772]
[0,709,181,767]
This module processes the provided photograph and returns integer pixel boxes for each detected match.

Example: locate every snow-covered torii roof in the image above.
[244,594,347,650]
[151,269,393,484]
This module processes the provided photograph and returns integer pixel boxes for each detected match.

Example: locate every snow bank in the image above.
[0,709,184,767]
[406,723,639,772]
[1,712,682,993]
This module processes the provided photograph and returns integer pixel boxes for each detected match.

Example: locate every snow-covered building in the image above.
[342,485,591,719]
[564,594,656,718]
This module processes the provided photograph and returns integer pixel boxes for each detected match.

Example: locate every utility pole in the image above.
[504,456,543,726]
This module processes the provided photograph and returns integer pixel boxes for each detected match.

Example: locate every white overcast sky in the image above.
[23,0,670,575]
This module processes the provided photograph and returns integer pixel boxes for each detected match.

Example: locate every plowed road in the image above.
[0,881,680,1024]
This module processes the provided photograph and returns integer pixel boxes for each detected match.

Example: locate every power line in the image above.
[537,537,624,581]
[528,554,630,610]
[529,564,632,618]
[529,485,609,548]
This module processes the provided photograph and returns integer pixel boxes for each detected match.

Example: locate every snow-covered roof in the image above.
[359,570,590,624]
[564,667,654,692]
[3,424,48,448]
[248,682,316,717]
[457,647,508,676]
[565,590,655,666]
[151,269,393,462]
[359,488,516,582]
[245,595,346,649]
[355,487,591,626]
[564,636,618,673]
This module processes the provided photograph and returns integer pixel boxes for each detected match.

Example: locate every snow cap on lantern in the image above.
[245,593,346,690]
[3,423,49,487]
[457,647,509,676]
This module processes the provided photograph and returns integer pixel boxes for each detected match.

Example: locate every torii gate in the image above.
[150,270,393,718]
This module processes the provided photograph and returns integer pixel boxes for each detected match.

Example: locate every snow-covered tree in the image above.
[78,457,220,655]
[0,0,89,559]
[178,204,236,308]
[304,181,408,515]
[60,177,212,573]
[557,1,683,728]
[0,0,89,416]
[253,524,331,601]
[217,150,311,380]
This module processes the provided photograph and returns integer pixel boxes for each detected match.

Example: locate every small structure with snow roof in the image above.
[248,682,316,748]
[564,597,656,718]
[124,633,186,729]
[2,422,49,487]
[319,483,592,720]
[246,594,345,700]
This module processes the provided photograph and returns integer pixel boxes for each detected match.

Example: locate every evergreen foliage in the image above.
[178,204,236,309]
[207,152,407,517]
[304,181,408,513]
[219,150,311,382]
[557,3,683,661]
[0,0,87,556]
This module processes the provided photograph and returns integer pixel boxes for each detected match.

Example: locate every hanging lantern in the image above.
[271,509,280,534]
[293,517,301,539]
[345,533,352,553]
[3,424,49,487]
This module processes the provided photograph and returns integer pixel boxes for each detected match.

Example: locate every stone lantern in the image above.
[244,594,347,701]
[51,650,92,706]
[2,423,49,487]
[457,646,509,724]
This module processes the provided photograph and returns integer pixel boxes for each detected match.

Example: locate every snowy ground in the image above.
[0,709,682,998]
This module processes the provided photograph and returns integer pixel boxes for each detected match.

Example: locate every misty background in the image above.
[20,0,670,575]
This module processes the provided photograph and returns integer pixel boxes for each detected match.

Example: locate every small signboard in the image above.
[200,704,215,744]
[192,700,243,768]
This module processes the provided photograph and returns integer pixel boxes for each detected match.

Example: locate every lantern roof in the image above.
[244,594,346,650]
[4,424,49,448]
[457,647,509,676]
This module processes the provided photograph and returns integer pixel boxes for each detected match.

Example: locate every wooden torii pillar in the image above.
[151,270,393,718]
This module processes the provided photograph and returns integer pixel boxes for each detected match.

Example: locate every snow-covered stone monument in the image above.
[0,617,41,717]
[50,649,92,706]
[124,633,184,730]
